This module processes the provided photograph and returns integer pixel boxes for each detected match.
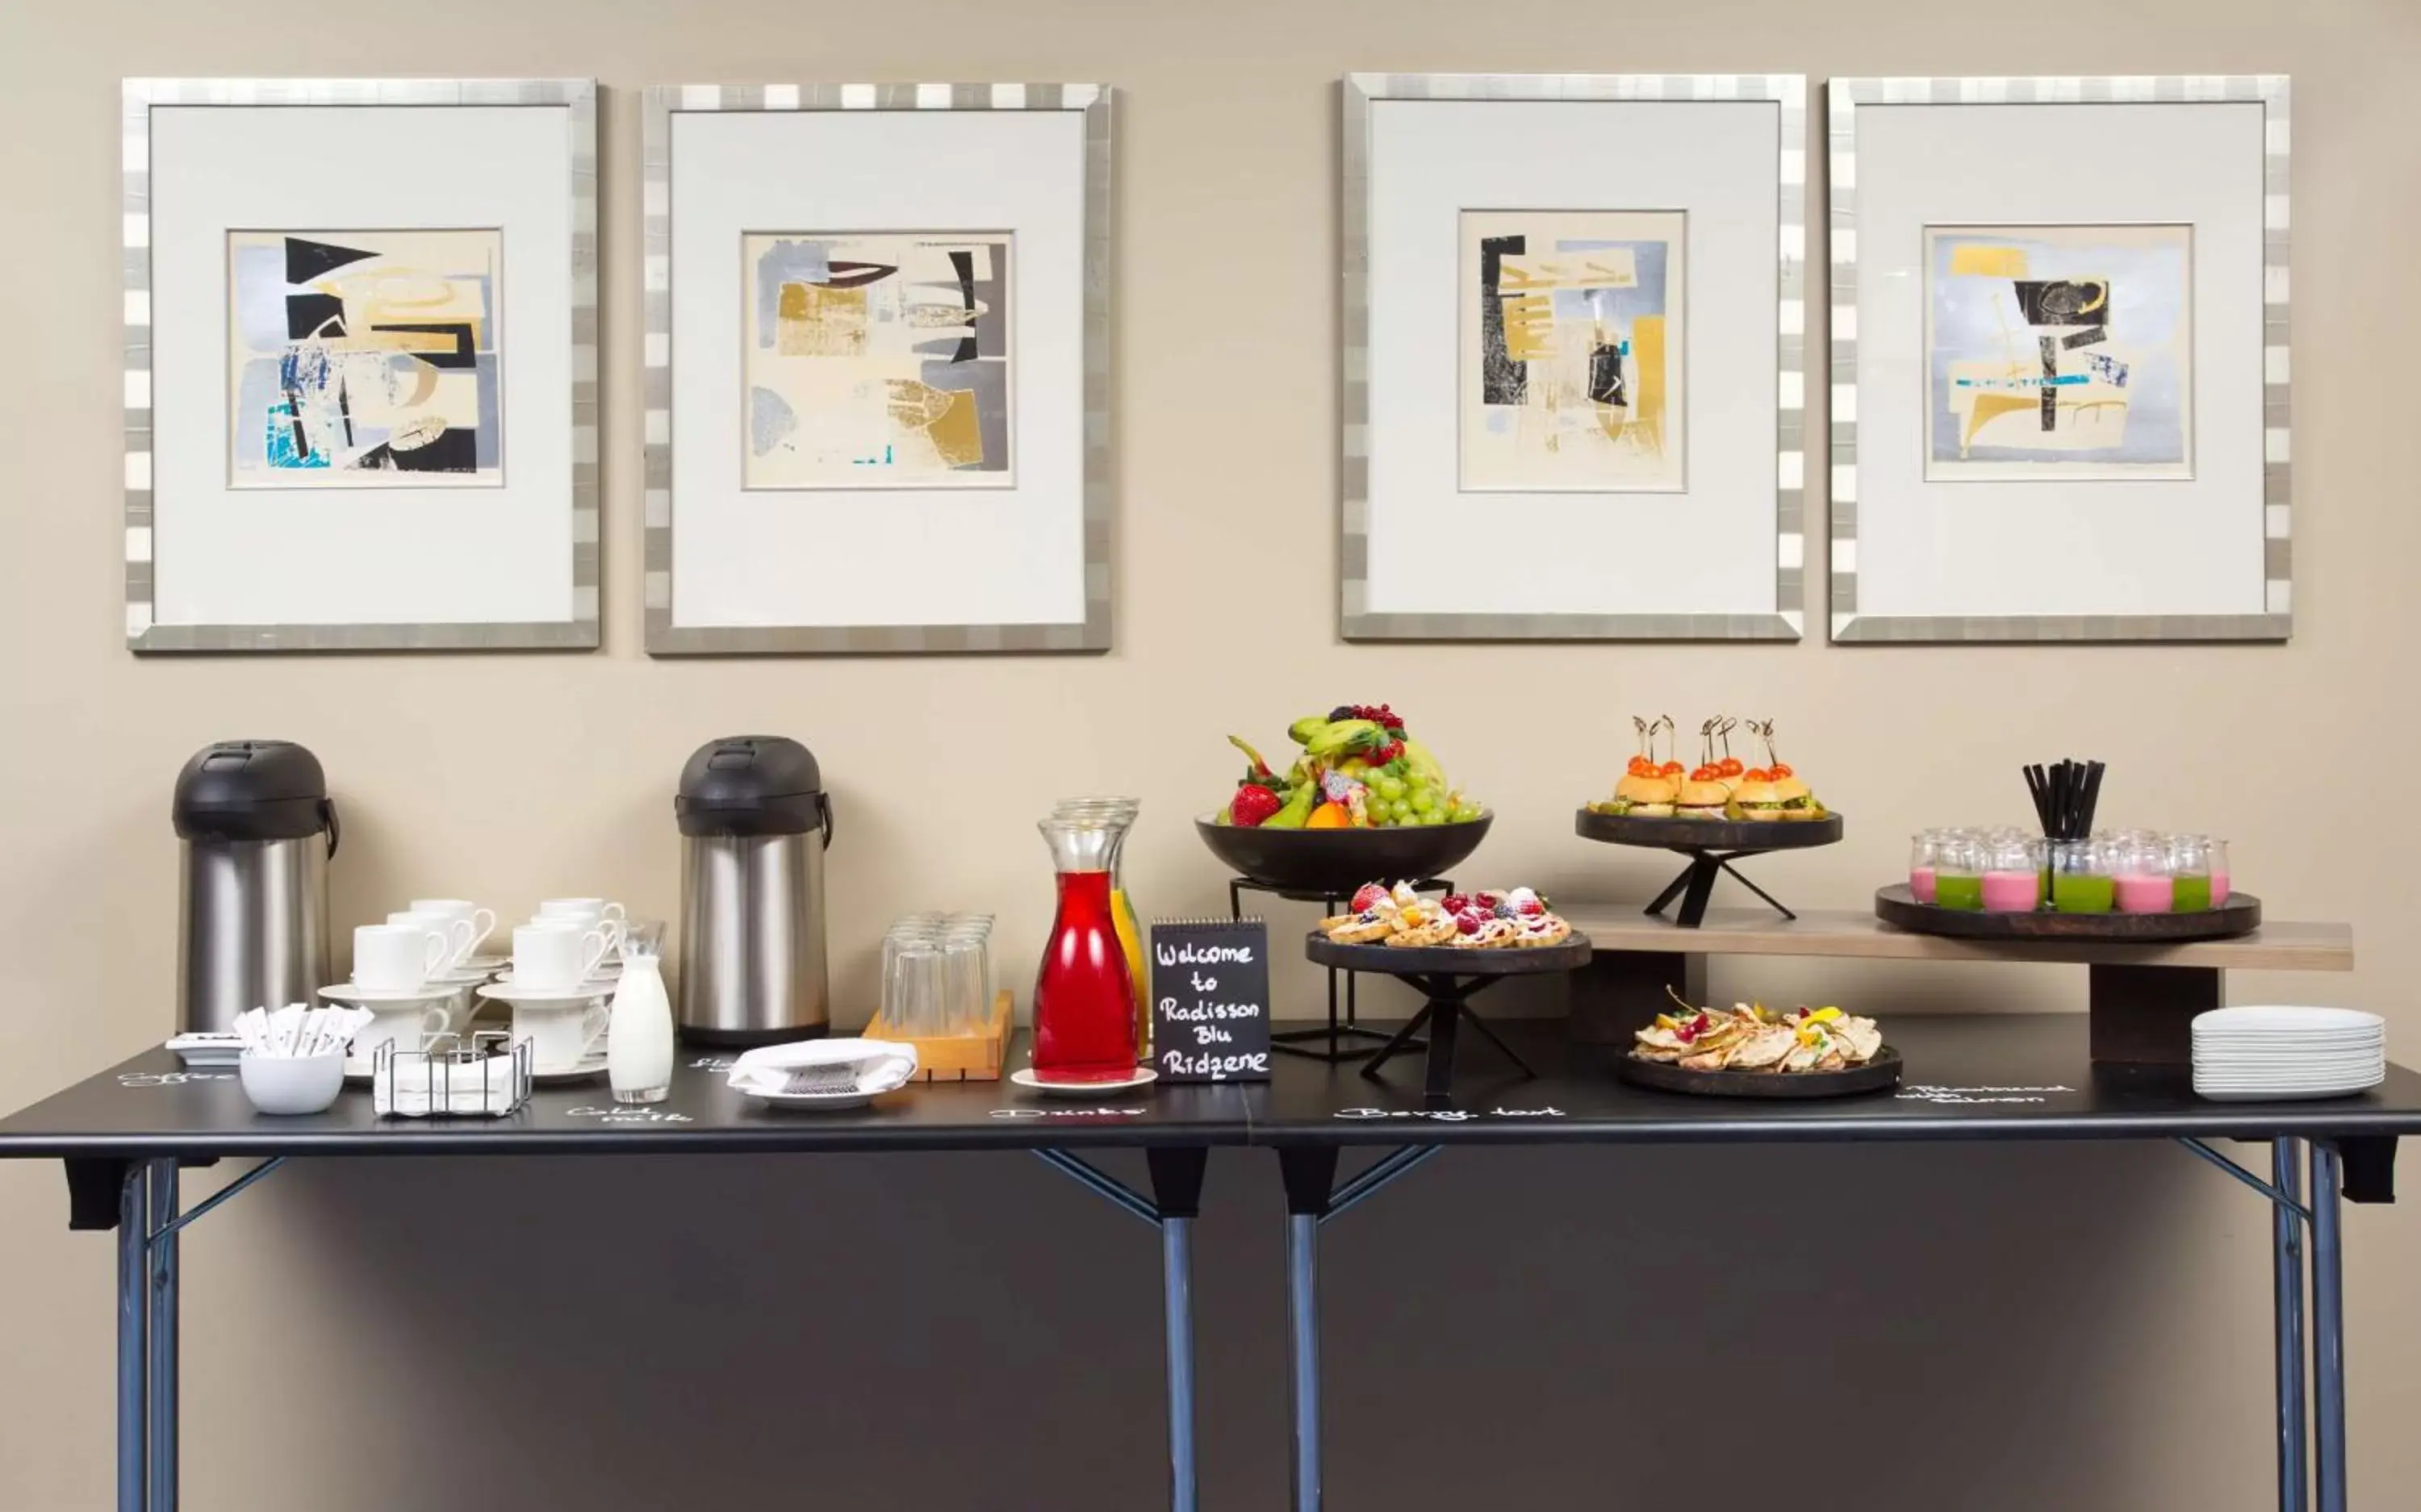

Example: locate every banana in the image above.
[1305,719,1383,758]
[1286,715,1332,747]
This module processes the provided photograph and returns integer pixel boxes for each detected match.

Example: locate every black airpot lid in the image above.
[675,736,825,837]
[172,741,333,842]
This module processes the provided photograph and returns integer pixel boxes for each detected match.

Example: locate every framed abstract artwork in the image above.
[1342,73,1808,641]
[123,78,598,652]
[1828,77,2290,642]
[642,84,1112,655]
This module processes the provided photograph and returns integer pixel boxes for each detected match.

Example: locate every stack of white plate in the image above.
[2192,1006,2386,1101]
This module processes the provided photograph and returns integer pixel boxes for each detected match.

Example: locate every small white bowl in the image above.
[239,1051,346,1116]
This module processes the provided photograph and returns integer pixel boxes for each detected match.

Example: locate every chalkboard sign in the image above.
[1149,918,1272,1083]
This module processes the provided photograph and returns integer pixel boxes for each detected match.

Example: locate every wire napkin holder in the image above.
[373,1032,532,1119]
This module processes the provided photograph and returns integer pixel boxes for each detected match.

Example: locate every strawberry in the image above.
[1475,892,1503,911]
[1518,899,1545,917]
[1441,893,1473,914]
[1348,883,1390,913]
[1229,785,1283,827]
[1456,913,1482,936]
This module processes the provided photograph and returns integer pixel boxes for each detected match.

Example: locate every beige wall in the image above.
[5,1,2421,1507]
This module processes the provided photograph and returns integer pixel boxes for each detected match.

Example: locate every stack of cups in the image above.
[882,913,995,1036]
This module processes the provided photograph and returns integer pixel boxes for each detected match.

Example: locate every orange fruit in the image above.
[1305,801,1352,829]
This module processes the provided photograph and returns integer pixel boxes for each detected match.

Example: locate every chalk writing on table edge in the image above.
[1334,1107,1566,1121]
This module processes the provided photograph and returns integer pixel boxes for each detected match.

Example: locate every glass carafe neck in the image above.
[1039,817,1119,872]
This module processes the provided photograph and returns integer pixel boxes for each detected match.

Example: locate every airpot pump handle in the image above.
[818,792,834,850]
[321,799,341,859]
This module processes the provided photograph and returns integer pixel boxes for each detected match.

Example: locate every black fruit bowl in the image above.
[1194,812,1494,898]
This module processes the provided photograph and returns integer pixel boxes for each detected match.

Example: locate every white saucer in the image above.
[318,982,455,1005]
[478,981,612,1005]
[1010,1067,1159,1098]
[533,1053,608,1085]
[735,1085,880,1111]
[457,954,511,973]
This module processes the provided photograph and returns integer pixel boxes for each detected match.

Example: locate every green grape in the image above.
[1409,790,1437,815]
[1449,803,1482,823]
[1374,775,1406,800]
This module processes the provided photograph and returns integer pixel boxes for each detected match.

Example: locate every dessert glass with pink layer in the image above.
[1908,829,1945,904]
[1980,834,2044,913]
[2111,832,2175,914]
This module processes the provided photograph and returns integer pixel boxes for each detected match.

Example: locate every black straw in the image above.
[2025,758,2108,842]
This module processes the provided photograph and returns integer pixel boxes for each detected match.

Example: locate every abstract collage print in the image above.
[742,234,1013,489]
[1926,224,2193,481]
[227,230,503,486]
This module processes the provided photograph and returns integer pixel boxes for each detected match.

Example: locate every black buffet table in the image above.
[4,1016,2413,1512]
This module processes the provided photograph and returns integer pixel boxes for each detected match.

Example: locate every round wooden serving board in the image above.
[1305,930,1593,978]
[1616,1045,1903,1099]
[1874,884,2260,942]
[1574,808,1844,852]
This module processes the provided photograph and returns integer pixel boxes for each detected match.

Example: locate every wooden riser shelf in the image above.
[1555,904,2354,1067]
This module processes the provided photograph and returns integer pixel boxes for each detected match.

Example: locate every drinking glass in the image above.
[940,938,989,1034]
[2206,838,2233,906]
[885,944,947,1036]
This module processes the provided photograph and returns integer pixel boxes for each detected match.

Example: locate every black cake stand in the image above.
[1305,931,1594,1096]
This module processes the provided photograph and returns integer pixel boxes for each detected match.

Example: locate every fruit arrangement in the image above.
[1632,988,1883,1073]
[1588,715,1826,821]
[1218,704,1484,829]
[1319,881,1571,950]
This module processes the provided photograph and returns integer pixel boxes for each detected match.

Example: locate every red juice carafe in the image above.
[1031,817,1139,1083]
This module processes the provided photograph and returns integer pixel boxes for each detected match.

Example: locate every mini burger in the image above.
[1729,771,1825,821]
[1601,771,1679,818]
[1675,771,1730,820]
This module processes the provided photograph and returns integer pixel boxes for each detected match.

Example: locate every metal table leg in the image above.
[1286,1211,1319,1512]
[1043,1144,1208,1512]
[147,1159,178,1512]
[1162,1214,1197,1512]
[1277,1148,1340,1512]
[2273,1138,2307,1512]
[116,1164,147,1512]
[1144,1146,1209,1512]
[2310,1142,2346,1512]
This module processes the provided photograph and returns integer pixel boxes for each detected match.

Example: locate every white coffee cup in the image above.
[387,910,476,971]
[540,898,625,925]
[346,1001,452,1076]
[512,924,610,991]
[410,899,496,960]
[529,908,624,958]
[353,924,448,992]
[512,1000,611,1073]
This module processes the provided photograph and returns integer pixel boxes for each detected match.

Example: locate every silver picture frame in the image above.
[1340,73,1808,641]
[642,83,1114,656]
[122,77,600,653]
[1827,75,2291,644]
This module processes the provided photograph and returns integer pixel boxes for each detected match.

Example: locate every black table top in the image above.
[3,1018,2418,1161]
[1251,1016,2421,1147]
[0,1043,1256,1159]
